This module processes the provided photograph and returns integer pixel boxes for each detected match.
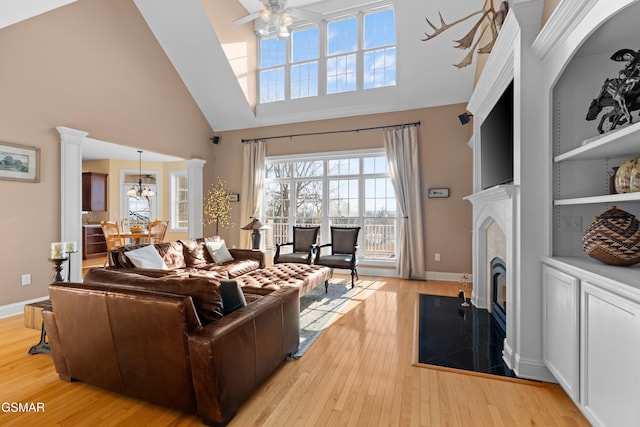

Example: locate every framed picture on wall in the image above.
[0,141,40,183]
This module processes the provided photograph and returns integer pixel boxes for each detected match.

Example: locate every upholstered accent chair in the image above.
[315,226,361,287]
[274,226,320,265]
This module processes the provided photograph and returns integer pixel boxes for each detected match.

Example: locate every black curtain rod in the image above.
[241,120,421,143]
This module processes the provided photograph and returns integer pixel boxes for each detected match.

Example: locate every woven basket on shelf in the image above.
[582,206,640,266]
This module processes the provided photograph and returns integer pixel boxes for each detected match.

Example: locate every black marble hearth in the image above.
[417,294,516,378]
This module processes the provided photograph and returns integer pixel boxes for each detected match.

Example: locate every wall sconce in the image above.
[458,112,473,125]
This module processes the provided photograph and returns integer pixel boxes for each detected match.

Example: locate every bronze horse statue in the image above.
[587,77,640,134]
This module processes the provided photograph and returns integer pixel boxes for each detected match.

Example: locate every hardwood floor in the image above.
[0,276,588,426]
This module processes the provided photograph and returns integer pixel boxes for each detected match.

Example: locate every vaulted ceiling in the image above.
[4,0,486,132]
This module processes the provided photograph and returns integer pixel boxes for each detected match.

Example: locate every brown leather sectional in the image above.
[44,237,333,426]
[43,278,299,426]
[104,237,333,297]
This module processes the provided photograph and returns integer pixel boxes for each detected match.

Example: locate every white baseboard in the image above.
[426,271,474,283]
[0,295,49,320]
[511,352,556,382]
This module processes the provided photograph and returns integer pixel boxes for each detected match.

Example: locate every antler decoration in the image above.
[422,0,509,69]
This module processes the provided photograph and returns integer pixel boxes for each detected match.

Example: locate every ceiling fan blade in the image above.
[290,7,321,23]
[233,12,261,26]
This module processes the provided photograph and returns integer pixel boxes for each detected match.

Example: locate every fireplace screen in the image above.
[491,257,507,331]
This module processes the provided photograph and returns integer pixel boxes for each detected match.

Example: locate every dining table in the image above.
[120,230,149,245]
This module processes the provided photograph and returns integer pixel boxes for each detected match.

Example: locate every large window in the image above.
[170,171,188,232]
[258,4,395,104]
[259,36,286,103]
[263,149,398,261]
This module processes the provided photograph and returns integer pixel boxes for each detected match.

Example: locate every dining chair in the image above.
[315,226,361,287]
[100,221,125,266]
[274,226,320,265]
[147,220,168,244]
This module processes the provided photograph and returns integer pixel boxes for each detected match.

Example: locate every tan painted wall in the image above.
[0,0,212,306]
[0,0,475,307]
[202,0,257,111]
[214,104,473,274]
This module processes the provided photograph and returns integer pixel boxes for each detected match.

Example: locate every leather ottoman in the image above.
[235,263,332,297]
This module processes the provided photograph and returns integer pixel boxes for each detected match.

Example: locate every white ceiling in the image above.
[133,0,480,132]
[1,0,491,135]
[82,137,183,162]
[0,0,78,29]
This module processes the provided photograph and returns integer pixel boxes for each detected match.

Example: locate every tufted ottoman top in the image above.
[235,263,332,297]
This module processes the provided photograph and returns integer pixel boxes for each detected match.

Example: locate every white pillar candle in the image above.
[50,242,66,259]
[64,241,77,253]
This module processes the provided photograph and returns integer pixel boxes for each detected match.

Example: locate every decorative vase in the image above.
[614,156,640,193]
[582,206,640,266]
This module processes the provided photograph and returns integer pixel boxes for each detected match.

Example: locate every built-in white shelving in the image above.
[554,192,640,206]
[554,121,640,163]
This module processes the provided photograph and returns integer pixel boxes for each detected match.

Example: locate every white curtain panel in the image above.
[240,140,266,248]
[384,126,426,279]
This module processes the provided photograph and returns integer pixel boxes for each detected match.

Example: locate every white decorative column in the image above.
[186,158,206,239]
[57,126,87,283]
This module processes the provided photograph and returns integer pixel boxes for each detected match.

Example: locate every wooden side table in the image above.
[27,300,52,355]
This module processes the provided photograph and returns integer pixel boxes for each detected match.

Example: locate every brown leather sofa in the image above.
[105,237,265,279]
[103,237,333,297]
[43,275,299,426]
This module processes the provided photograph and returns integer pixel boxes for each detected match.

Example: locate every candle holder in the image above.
[48,257,69,282]
[459,272,470,307]
[65,250,78,282]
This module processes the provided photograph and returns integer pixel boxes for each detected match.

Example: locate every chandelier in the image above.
[256,0,293,38]
[127,150,154,198]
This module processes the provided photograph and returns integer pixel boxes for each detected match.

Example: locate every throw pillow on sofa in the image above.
[180,236,220,266]
[205,240,234,264]
[83,268,224,325]
[124,245,169,270]
[219,279,247,315]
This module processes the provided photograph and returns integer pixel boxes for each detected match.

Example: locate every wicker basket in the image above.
[582,206,640,266]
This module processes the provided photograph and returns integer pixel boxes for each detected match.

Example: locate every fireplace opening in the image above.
[490,257,507,332]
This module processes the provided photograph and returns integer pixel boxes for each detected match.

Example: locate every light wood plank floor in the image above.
[0,276,589,426]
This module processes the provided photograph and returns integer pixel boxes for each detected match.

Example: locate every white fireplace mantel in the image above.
[464,184,519,310]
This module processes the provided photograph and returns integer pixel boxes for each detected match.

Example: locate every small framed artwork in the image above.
[228,193,240,202]
[0,141,40,183]
[428,188,449,198]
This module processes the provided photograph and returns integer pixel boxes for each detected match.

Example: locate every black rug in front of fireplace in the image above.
[417,294,516,378]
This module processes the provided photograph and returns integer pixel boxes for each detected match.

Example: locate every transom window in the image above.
[258,4,396,104]
[262,149,398,261]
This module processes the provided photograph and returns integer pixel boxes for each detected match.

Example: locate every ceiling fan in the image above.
[234,0,321,38]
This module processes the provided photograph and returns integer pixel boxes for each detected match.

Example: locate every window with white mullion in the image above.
[363,6,397,89]
[263,149,398,260]
[259,36,287,103]
[290,26,319,99]
[356,11,364,91]
[326,15,358,94]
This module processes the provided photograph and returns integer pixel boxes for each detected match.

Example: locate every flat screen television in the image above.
[480,81,514,190]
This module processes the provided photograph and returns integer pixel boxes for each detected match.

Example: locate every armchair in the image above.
[101,221,125,267]
[274,226,320,265]
[315,226,361,287]
[147,220,168,244]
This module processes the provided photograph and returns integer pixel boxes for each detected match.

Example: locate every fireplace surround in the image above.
[491,256,507,332]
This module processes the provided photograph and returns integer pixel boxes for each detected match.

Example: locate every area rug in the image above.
[417,293,516,378]
[289,280,366,359]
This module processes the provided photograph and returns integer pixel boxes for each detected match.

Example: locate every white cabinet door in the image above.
[581,282,640,427]
[542,265,580,402]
